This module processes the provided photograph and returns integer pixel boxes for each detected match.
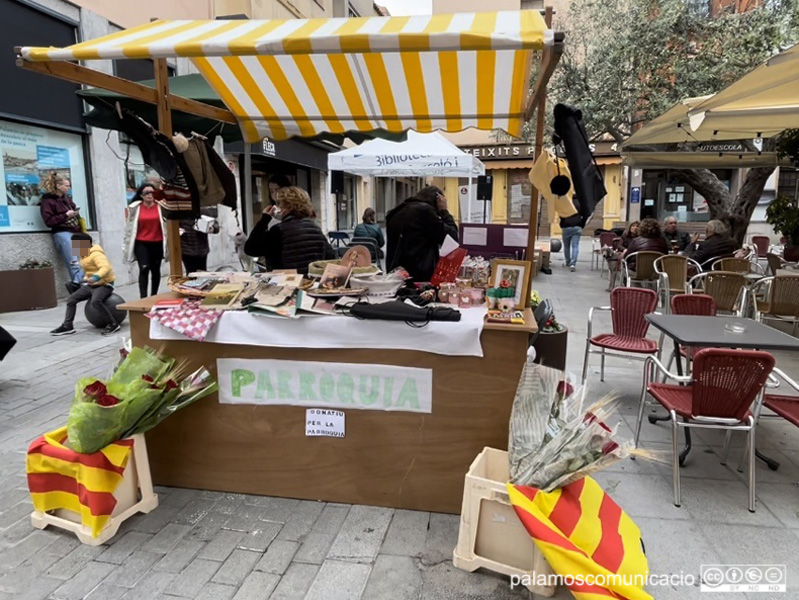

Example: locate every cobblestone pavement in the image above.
[1,245,799,600]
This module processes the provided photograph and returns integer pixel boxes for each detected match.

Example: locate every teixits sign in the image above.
[462,144,535,160]
[217,358,433,413]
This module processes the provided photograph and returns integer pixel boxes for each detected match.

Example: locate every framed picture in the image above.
[490,259,531,310]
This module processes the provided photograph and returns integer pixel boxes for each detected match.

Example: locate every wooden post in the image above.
[153,57,183,279]
[525,6,554,265]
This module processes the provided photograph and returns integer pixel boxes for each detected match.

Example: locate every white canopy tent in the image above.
[328,131,486,222]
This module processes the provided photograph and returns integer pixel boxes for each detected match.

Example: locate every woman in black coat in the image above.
[244,186,335,275]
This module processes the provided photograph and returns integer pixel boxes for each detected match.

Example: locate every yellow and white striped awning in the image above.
[20,12,552,143]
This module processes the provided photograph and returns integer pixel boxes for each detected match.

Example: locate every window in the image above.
[0,119,91,232]
[778,168,799,201]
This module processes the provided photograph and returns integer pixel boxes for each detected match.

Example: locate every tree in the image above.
[544,0,799,243]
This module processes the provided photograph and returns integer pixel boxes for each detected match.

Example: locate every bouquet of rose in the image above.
[508,359,649,491]
[66,347,217,454]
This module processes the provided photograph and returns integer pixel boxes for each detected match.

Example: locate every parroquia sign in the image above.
[217,358,433,413]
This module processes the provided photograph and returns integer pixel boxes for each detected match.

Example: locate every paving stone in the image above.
[164,558,220,598]
[223,503,270,531]
[380,510,430,557]
[243,496,298,523]
[189,511,232,541]
[231,571,280,600]
[104,550,161,588]
[0,530,58,569]
[96,531,152,564]
[362,555,423,600]
[253,540,299,575]
[268,563,319,600]
[304,560,371,600]
[125,505,181,534]
[195,582,237,600]
[419,561,524,600]
[173,498,219,526]
[327,505,393,564]
[120,571,176,599]
[198,529,245,562]
[236,521,282,552]
[293,532,339,565]
[84,582,128,600]
[211,549,262,586]
[276,500,326,542]
[0,500,31,530]
[141,523,192,554]
[50,561,116,600]
[0,574,61,600]
[213,493,247,515]
[45,544,105,580]
[160,487,201,509]
[153,538,205,573]
[420,513,460,566]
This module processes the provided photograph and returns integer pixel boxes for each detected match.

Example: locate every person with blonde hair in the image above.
[39,173,84,289]
[244,186,335,274]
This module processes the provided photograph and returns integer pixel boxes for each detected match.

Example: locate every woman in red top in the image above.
[124,184,166,298]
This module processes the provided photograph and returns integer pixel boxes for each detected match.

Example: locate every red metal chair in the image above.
[751,235,770,258]
[763,367,799,430]
[634,349,775,512]
[664,294,717,373]
[582,287,659,384]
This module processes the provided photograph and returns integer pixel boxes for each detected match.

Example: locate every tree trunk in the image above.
[675,167,776,245]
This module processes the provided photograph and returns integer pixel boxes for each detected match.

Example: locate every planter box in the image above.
[532,328,568,372]
[0,267,57,313]
[453,447,556,596]
[30,434,159,546]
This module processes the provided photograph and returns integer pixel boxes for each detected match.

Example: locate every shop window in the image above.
[0,119,92,233]
[507,169,532,225]
[777,168,798,201]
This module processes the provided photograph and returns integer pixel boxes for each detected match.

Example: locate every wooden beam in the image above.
[153,57,184,280]
[525,41,563,122]
[526,7,554,266]
[16,58,237,124]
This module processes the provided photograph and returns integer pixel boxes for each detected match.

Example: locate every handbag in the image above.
[78,216,88,233]
[430,247,467,287]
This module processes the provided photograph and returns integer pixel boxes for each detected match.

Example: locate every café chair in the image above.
[622,251,664,291]
[711,257,765,275]
[766,252,794,276]
[634,348,775,511]
[688,271,748,316]
[328,231,350,257]
[750,275,799,337]
[663,294,717,374]
[763,367,799,437]
[654,255,702,313]
[751,236,770,259]
[582,287,659,385]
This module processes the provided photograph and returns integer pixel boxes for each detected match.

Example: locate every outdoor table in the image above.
[645,314,799,469]
[120,293,537,514]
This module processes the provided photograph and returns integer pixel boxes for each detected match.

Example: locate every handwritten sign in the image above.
[306,409,345,437]
[217,358,433,413]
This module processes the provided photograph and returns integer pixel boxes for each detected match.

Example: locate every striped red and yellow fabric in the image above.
[26,427,134,538]
[508,477,652,600]
[19,11,551,142]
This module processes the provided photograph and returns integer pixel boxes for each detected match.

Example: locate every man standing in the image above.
[386,186,458,282]
[663,216,691,252]
[560,196,583,272]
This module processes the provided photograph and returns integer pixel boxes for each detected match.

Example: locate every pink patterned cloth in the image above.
[146,300,222,342]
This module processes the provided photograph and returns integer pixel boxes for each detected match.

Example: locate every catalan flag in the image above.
[508,477,652,600]
[26,427,134,538]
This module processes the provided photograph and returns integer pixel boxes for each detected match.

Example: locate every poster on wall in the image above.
[0,120,90,233]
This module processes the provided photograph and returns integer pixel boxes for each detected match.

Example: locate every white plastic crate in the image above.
[453,447,556,596]
[31,433,159,546]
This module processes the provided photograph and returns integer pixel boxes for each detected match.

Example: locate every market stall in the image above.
[17,10,564,513]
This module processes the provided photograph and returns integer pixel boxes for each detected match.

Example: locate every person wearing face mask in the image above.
[244,186,335,274]
[123,183,168,298]
[40,173,84,290]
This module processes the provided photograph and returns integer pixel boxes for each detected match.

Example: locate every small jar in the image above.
[438,290,449,303]
[459,293,473,308]
[470,287,485,303]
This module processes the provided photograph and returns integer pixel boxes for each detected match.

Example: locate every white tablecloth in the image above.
[149,307,488,357]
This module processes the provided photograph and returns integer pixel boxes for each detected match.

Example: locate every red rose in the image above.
[164,379,178,391]
[84,380,108,398]
[556,381,574,397]
[141,374,154,383]
[602,441,620,455]
[97,394,120,407]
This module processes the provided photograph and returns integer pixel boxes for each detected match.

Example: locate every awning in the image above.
[21,12,552,143]
[687,44,799,134]
[622,151,782,168]
[484,159,535,170]
[328,130,485,177]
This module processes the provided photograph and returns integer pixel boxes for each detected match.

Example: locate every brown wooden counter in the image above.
[121,294,536,514]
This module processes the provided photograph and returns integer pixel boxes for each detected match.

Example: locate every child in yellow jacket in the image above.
[51,233,121,336]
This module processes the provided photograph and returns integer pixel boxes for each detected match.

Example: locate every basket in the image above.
[307,260,379,278]
[167,276,214,298]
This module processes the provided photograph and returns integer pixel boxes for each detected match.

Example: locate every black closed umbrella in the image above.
[553,104,607,226]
